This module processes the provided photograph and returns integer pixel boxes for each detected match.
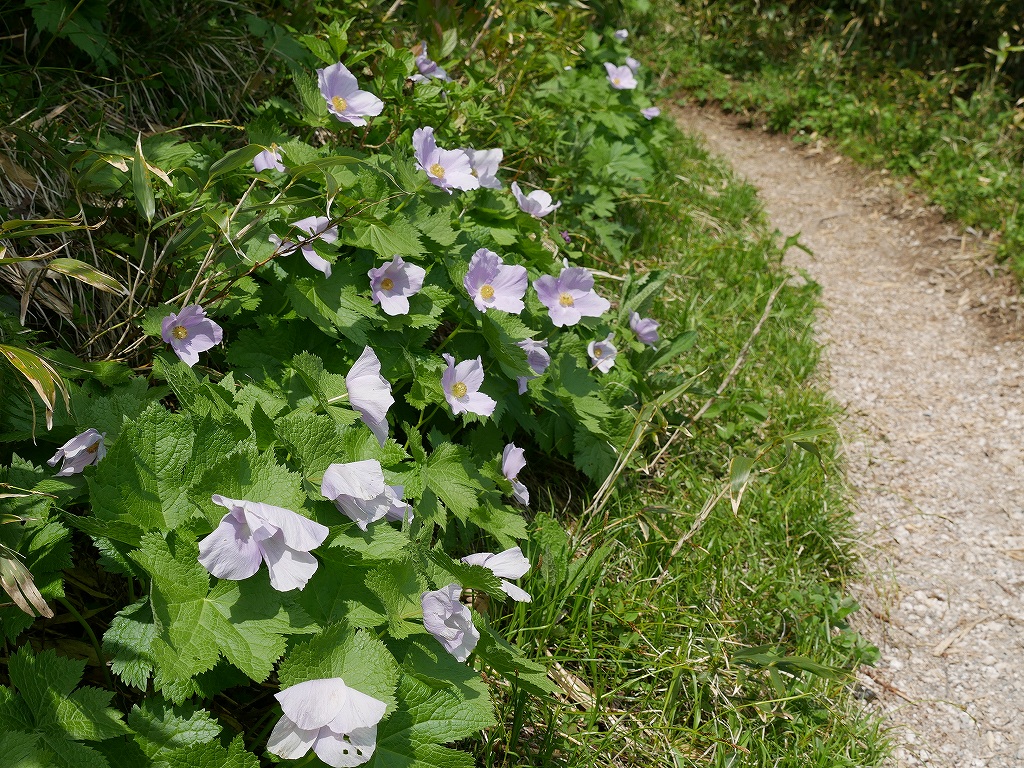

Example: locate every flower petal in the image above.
[267,714,317,760]
[313,725,378,768]
[258,533,320,591]
[198,514,262,581]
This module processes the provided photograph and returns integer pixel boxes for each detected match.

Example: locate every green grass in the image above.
[634,2,1024,276]
[473,121,890,766]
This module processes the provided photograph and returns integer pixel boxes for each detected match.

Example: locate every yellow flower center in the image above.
[613,78,621,85]
[380,277,395,291]
[558,292,574,307]
[331,95,348,112]
[593,347,603,357]
[172,325,189,340]
[429,162,445,178]
[480,284,495,299]
[451,382,468,398]
[85,441,100,454]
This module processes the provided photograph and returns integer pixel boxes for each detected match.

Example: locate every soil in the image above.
[673,105,1024,768]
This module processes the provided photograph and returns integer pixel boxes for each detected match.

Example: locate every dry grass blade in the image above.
[0,546,54,618]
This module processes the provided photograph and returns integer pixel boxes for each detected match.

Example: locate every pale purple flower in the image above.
[48,428,105,476]
[614,28,629,41]
[270,215,338,277]
[160,304,223,367]
[409,41,451,83]
[321,460,409,531]
[626,56,641,74]
[198,495,329,592]
[533,267,611,327]
[587,334,618,373]
[421,584,479,662]
[560,230,572,244]
[500,444,530,507]
[465,148,503,189]
[368,255,425,316]
[510,181,560,218]
[253,145,285,173]
[630,311,660,346]
[641,106,661,120]
[346,347,393,446]
[464,248,527,314]
[441,354,496,417]
[267,678,386,768]
[516,338,550,394]
[413,127,478,193]
[317,62,384,127]
[462,546,531,602]
[605,62,638,90]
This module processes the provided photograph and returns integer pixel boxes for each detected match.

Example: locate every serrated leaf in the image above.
[103,600,157,690]
[365,558,429,638]
[423,548,504,597]
[55,688,130,741]
[296,550,388,628]
[422,443,483,521]
[131,533,317,696]
[353,215,425,257]
[278,623,400,712]
[191,445,307,526]
[126,701,220,760]
[152,735,258,768]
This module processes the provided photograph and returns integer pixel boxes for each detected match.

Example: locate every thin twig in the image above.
[469,2,500,54]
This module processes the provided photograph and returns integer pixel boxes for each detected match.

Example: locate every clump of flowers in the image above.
[463,248,527,314]
[368,255,425,316]
[317,62,384,126]
[462,546,531,602]
[48,428,105,476]
[516,338,550,394]
[533,267,610,327]
[500,444,530,506]
[465,148,503,189]
[413,127,479,193]
[346,347,393,446]
[321,460,410,530]
[161,305,223,367]
[267,678,387,768]
[253,145,285,173]
[510,181,560,218]
[270,216,339,277]
[442,354,495,417]
[198,495,329,592]
[587,334,618,373]
[421,584,479,661]
[630,311,660,346]
[604,62,638,90]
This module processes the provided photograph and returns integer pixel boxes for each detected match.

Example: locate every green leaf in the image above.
[152,735,258,768]
[422,443,483,521]
[352,216,425,257]
[474,620,556,697]
[131,532,316,697]
[191,445,307,527]
[103,600,158,690]
[126,701,221,760]
[480,313,534,379]
[296,550,388,628]
[365,558,429,638]
[207,145,265,181]
[0,731,38,768]
[278,623,400,711]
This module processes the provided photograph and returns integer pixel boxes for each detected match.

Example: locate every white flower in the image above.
[48,428,106,476]
[198,496,329,592]
[267,677,387,768]
[346,347,394,446]
[462,546,531,602]
[421,584,479,661]
[322,460,410,531]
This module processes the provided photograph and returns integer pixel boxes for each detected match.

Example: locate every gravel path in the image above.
[674,106,1024,767]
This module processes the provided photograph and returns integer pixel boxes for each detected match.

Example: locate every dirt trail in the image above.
[674,106,1024,767]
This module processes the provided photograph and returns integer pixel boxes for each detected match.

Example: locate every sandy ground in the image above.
[673,106,1024,768]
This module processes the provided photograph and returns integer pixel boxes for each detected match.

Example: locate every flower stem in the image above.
[433,322,463,355]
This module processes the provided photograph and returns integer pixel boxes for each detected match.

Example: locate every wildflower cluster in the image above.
[3,19,671,768]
